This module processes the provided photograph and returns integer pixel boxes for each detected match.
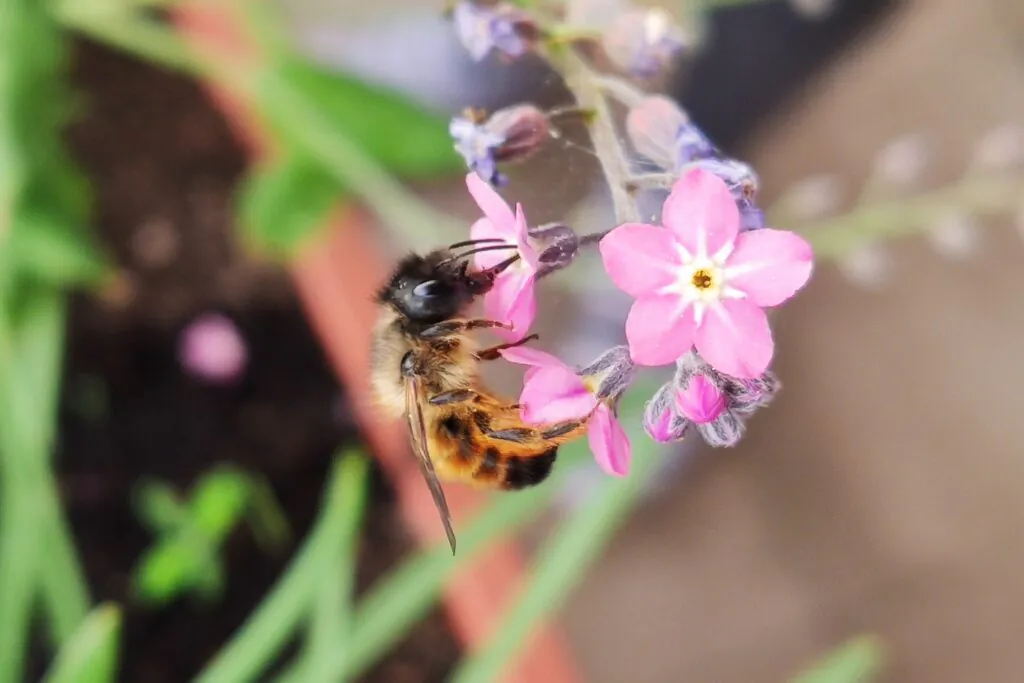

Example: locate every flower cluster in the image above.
[445,2,815,476]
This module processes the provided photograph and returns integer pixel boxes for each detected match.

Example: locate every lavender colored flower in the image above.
[642,351,780,448]
[601,8,690,78]
[450,105,550,186]
[452,1,537,62]
[178,313,248,385]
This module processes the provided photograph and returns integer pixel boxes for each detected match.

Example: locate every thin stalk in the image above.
[549,48,641,224]
[794,171,1024,259]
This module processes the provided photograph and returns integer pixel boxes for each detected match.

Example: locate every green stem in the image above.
[549,49,641,225]
[192,453,368,683]
[447,426,663,683]
[795,171,1024,259]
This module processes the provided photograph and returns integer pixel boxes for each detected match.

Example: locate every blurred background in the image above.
[6,0,1024,681]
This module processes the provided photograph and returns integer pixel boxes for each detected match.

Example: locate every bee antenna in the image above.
[446,237,506,250]
[439,243,519,266]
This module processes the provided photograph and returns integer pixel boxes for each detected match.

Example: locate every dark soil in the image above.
[40,38,459,683]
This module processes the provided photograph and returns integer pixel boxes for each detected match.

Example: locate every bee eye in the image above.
[413,280,444,298]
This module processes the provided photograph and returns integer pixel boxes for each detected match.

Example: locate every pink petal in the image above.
[520,366,597,424]
[599,223,682,298]
[466,172,515,231]
[483,268,536,340]
[498,346,565,369]
[674,374,726,424]
[470,218,510,270]
[587,405,631,476]
[513,203,539,269]
[724,229,814,307]
[694,299,773,379]
[662,168,740,258]
[625,294,697,367]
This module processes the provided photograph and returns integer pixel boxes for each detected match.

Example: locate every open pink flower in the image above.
[599,168,813,379]
[466,173,539,339]
[498,347,631,477]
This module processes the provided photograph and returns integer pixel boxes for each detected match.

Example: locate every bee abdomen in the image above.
[499,447,558,490]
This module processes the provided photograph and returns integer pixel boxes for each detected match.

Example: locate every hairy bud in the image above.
[579,345,636,404]
[450,105,551,186]
[529,222,579,277]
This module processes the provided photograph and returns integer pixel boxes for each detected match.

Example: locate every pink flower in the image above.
[466,173,540,339]
[498,347,632,477]
[599,168,814,379]
[178,312,248,384]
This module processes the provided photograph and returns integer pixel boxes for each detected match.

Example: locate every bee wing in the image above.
[405,375,457,554]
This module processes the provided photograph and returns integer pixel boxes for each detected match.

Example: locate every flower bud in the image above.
[674,374,726,424]
[450,105,551,187]
[579,345,636,403]
[695,409,745,447]
[643,382,690,443]
[692,157,759,203]
[529,222,579,276]
[625,95,689,169]
[452,1,538,62]
[602,8,691,78]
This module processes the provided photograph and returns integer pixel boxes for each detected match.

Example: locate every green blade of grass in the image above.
[790,635,885,683]
[293,452,369,683]
[192,452,369,683]
[448,423,664,683]
[40,603,122,683]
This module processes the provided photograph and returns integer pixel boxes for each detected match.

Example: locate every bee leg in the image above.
[474,334,540,361]
[428,389,478,405]
[421,318,514,338]
[541,419,587,439]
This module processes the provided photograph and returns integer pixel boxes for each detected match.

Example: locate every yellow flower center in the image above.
[691,268,714,290]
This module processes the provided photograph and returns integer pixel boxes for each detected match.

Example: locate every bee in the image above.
[370,239,591,553]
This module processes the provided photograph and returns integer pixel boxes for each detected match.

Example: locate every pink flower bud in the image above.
[674,374,726,424]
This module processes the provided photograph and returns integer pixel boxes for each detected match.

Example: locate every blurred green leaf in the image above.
[236,153,343,254]
[132,537,212,605]
[40,604,121,683]
[790,635,885,683]
[277,59,462,179]
[133,480,187,534]
[190,469,252,540]
[8,205,106,287]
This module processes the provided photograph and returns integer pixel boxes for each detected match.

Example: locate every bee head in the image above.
[379,244,519,325]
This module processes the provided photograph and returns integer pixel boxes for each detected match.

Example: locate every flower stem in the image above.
[792,170,1024,259]
[548,49,641,225]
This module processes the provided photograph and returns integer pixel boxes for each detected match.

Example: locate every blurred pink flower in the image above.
[599,168,813,379]
[466,172,539,339]
[178,312,247,384]
[499,347,631,477]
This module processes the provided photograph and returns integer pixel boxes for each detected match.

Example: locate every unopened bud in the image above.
[625,95,689,169]
[696,410,745,447]
[601,8,691,79]
[529,222,579,276]
[674,374,726,424]
[450,104,551,186]
[692,157,759,203]
[579,345,636,403]
[452,1,538,62]
[643,382,690,443]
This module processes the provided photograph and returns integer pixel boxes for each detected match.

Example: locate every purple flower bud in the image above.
[691,157,759,202]
[529,222,579,277]
[740,206,765,231]
[601,8,690,79]
[675,123,716,166]
[579,345,636,403]
[452,1,537,62]
[450,105,550,186]
[178,313,247,385]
